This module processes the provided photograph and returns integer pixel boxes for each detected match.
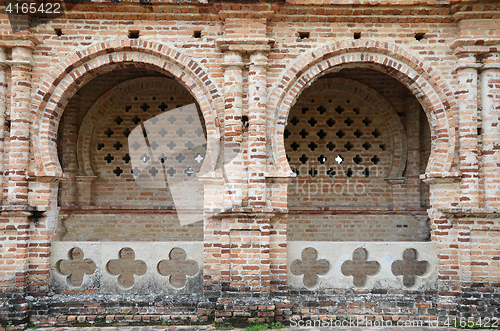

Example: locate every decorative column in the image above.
[248,51,268,208]
[456,53,482,207]
[207,29,286,321]
[222,50,244,210]
[202,50,245,302]
[405,97,422,207]
[59,97,79,206]
[480,52,500,208]
[1,45,34,327]
[248,50,287,297]
[0,47,7,202]
[5,46,33,205]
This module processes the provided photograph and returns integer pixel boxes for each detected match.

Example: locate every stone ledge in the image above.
[438,207,500,217]
[288,207,427,214]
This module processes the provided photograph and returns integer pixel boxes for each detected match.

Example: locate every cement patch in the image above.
[50,241,203,295]
[288,241,437,290]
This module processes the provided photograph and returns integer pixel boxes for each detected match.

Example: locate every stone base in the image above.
[11,285,500,328]
[0,294,28,328]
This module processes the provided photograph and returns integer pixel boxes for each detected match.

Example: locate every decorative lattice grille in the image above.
[89,78,206,206]
[285,78,394,206]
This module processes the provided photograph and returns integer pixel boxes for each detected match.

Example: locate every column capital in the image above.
[420,172,461,184]
[222,50,244,68]
[480,52,500,71]
[217,38,275,54]
[455,53,481,71]
[0,37,39,51]
[451,38,500,56]
[27,174,62,183]
[6,46,34,69]
[249,51,268,68]
[0,205,40,217]
[5,59,34,69]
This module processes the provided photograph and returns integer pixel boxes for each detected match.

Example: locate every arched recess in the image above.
[32,39,223,178]
[285,77,408,180]
[76,77,200,178]
[268,40,457,177]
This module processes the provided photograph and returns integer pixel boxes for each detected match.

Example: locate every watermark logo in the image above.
[289,160,381,199]
[5,0,146,32]
[128,104,208,226]
[290,317,438,328]
[6,0,73,31]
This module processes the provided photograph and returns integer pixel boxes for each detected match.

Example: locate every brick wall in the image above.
[58,210,203,242]
[287,212,429,242]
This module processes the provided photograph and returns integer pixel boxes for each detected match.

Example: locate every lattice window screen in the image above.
[90,78,206,206]
[285,79,394,206]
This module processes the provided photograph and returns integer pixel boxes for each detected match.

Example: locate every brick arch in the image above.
[32,39,222,178]
[268,40,457,176]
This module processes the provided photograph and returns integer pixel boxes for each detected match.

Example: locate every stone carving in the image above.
[391,248,429,287]
[290,247,329,288]
[107,247,147,288]
[157,247,199,288]
[57,247,96,286]
[341,247,380,287]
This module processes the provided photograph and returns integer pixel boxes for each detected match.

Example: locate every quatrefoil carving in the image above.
[341,247,380,287]
[290,247,329,288]
[392,248,429,287]
[107,247,147,288]
[158,247,199,288]
[57,247,96,287]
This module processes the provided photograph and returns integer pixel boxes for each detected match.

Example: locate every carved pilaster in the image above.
[455,53,482,207]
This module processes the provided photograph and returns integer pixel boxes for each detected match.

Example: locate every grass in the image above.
[246,321,286,330]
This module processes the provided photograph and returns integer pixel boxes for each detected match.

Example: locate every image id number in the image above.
[6,2,62,14]
[445,317,499,328]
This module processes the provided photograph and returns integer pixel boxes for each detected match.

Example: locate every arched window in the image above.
[286,75,430,242]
